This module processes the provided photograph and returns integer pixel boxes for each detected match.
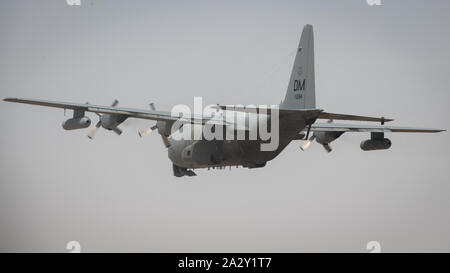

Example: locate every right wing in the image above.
[306,123,445,133]
[3,98,230,126]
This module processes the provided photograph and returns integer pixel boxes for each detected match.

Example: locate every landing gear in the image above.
[172,164,197,177]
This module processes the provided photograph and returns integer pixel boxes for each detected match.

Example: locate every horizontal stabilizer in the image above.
[213,105,391,124]
[317,112,393,123]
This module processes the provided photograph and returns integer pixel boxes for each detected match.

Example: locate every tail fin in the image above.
[281,24,316,110]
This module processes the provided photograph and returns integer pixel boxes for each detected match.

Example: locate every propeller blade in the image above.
[142,104,170,147]
[113,127,122,135]
[322,143,332,153]
[161,136,170,148]
[138,125,157,138]
[138,128,152,137]
[300,135,316,151]
[87,121,102,139]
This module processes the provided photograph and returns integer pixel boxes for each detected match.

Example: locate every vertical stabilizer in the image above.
[281,24,316,110]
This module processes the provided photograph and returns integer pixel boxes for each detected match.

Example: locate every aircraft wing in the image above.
[3,98,230,125]
[213,105,392,123]
[306,123,445,133]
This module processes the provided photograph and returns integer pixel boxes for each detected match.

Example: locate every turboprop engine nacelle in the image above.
[62,117,91,130]
[157,120,173,136]
[314,131,344,145]
[360,138,392,151]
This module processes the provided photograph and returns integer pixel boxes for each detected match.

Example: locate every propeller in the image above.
[110,99,119,107]
[87,118,102,139]
[300,135,333,153]
[138,103,157,138]
[300,119,336,153]
[87,99,121,139]
[138,103,171,147]
[138,125,157,137]
[300,135,315,151]
[322,143,332,153]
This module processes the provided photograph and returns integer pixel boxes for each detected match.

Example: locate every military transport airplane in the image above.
[4,25,445,177]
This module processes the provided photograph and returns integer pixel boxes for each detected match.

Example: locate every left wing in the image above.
[298,122,444,152]
[305,123,445,133]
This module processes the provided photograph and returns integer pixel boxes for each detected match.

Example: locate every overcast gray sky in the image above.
[1,0,449,252]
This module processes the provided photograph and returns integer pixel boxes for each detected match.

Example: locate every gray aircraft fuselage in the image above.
[167,115,308,176]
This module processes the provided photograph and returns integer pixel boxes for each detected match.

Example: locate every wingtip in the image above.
[428,128,446,133]
[427,129,445,133]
